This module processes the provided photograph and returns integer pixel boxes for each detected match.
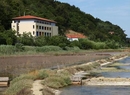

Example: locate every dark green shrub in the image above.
[105,40,120,49]
[15,43,24,52]
[79,39,95,49]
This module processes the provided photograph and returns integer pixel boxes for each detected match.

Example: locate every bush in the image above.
[10,74,35,85]
[70,40,81,47]
[15,43,24,52]
[65,46,80,52]
[79,39,95,49]
[5,79,33,95]
[42,73,71,89]
[0,45,15,54]
[42,76,67,88]
[36,69,49,79]
[105,40,120,49]
[95,42,106,49]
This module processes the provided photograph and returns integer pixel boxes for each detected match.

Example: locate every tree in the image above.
[0,29,17,45]
[18,32,34,46]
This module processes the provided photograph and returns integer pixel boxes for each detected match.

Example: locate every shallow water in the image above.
[61,57,130,95]
[61,85,130,95]
[101,72,130,78]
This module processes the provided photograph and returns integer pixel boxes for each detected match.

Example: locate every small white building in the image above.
[66,33,86,41]
[11,15,58,37]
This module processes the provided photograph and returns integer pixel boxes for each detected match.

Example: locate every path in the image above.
[31,80,61,95]
[31,80,43,95]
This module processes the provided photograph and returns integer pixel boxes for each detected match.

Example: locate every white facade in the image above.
[67,38,79,41]
[11,15,58,37]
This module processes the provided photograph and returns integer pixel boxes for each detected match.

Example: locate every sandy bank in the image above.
[85,77,130,86]
[100,55,128,66]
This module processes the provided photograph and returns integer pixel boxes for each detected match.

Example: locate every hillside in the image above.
[0,0,127,44]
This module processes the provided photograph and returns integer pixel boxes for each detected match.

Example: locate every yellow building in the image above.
[11,15,58,36]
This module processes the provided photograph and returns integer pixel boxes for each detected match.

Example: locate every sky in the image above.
[57,0,130,37]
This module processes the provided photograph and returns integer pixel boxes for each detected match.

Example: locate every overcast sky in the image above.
[57,0,130,37]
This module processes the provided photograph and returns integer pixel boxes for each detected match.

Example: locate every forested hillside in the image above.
[0,0,127,45]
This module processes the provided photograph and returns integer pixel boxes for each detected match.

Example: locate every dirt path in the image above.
[31,80,43,95]
[31,80,61,95]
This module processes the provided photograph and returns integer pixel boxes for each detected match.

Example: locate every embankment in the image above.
[85,77,130,86]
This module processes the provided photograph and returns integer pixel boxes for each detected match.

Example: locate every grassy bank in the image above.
[0,45,126,56]
[0,45,81,56]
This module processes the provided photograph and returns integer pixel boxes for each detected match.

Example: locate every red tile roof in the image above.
[66,34,86,38]
[12,15,56,23]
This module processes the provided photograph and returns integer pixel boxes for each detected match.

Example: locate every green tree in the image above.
[18,32,34,46]
[34,36,46,46]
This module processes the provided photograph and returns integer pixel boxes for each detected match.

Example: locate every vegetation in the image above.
[4,79,33,95]
[0,36,123,56]
[0,0,128,47]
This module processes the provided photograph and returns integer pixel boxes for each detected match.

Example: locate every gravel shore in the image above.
[85,77,130,86]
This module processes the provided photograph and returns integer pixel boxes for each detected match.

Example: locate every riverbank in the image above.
[85,77,130,86]
[3,51,129,95]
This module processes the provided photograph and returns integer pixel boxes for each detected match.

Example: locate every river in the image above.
[61,56,130,95]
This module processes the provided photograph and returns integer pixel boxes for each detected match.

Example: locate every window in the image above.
[42,26,44,30]
[33,31,35,35]
[33,25,35,29]
[39,32,41,36]
[47,27,49,30]
[36,25,38,29]
[39,26,41,29]
[42,32,44,35]
[44,32,46,36]
[47,33,49,36]
[36,31,38,36]
[49,27,51,31]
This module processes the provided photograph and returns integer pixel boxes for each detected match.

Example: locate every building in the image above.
[66,31,86,41]
[11,15,58,37]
